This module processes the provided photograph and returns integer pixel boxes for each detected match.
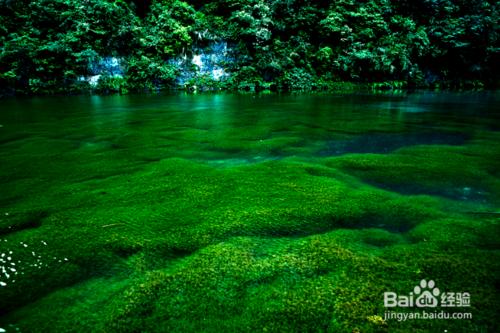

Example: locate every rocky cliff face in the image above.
[169,41,236,88]
[80,41,235,91]
[79,57,125,87]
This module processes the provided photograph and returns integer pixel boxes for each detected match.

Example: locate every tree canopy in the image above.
[0,0,498,94]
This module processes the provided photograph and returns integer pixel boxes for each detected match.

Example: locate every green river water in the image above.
[0,92,499,332]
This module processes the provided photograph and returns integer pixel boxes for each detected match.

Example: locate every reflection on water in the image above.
[0,91,499,197]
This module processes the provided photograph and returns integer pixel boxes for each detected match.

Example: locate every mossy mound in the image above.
[1,154,498,332]
[1,93,499,332]
[325,141,500,205]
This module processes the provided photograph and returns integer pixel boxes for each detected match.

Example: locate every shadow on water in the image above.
[318,131,469,156]
[367,181,490,204]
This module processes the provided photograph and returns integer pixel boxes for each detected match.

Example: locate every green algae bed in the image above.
[0,92,499,332]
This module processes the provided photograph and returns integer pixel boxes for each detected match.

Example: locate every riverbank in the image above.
[1,1,498,98]
[0,79,494,99]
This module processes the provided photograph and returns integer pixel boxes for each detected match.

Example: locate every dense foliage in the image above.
[0,0,498,94]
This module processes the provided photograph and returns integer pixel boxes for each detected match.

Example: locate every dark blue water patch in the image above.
[318,131,469,156]
[366,181,490,204]
[202,155,281,167]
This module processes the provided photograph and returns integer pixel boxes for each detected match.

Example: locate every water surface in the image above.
[0,92,499,332]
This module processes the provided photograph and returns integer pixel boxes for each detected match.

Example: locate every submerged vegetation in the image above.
[0,1,499,331]
[0,93,499,332]
[0,0,499,95]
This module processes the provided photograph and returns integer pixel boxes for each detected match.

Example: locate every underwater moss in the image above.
[0,93,499,332]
